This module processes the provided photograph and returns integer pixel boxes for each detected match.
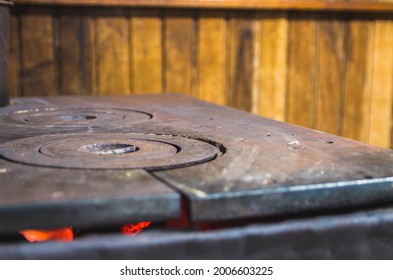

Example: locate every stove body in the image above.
[1,94,393,259]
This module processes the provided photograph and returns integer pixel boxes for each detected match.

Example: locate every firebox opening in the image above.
[79,143,139,155]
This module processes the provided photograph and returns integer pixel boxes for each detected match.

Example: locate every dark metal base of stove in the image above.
[1,207,393,259]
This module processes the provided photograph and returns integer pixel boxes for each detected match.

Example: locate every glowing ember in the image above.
[121,221,151,236]
[20,227,73,242]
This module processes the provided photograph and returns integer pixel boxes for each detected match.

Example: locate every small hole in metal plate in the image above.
[55,115,97,121]
[325,141,334,144]
[79,143,139,155]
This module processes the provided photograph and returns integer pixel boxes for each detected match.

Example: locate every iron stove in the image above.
[1,94,393,259]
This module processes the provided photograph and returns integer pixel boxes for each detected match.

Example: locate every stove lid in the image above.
[1,94,393,231]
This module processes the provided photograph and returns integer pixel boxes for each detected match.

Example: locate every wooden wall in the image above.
[8,0,393,148]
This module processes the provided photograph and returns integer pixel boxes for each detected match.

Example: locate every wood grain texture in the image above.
[251,13,261,115]
[7,5,393,148]
[164,10,195,96]
[96,9,130,95]
[9,14,20,97]
[228,12,255,111]
[316,17,346,135]
[59,9,95,95]
[12,0,393,12]
[197,10,227,106]
[286,14,318,128]
[131,9,162,94]
[343,19,374,142]
[257,13,288,121]
[19,9,58,96]
[369,18,393,148]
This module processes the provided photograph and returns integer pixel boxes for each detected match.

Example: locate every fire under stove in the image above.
[1,94,393,259]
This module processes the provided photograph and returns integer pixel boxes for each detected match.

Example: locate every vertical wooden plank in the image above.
[370,17,393,148]
[59,11,79,95]
[0,4,9,106]
[286,14,318,128]
[343,19,374,142]
[197,11,227,106]
[59,8,95,95]
[228,12,255,112]
[20,9,57,97]
[96,9,130,95]
[251,13,261,115]
[164,10,195,96]
[9,14,20,97]
[257,12,288,121]
[83,12,96,96]
[131,9,162,94]
[316,16,346,135]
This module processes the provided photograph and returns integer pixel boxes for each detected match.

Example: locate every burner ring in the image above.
[0,133,220,170]
[1,107,152,128]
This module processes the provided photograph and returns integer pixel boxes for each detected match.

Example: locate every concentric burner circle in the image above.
[0,133,220,170]
[1,107,152,127]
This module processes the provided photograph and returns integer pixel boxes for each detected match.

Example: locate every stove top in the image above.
[1,94,393,233]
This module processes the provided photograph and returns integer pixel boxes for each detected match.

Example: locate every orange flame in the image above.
[20,227,74,242]
[121,221,151,236]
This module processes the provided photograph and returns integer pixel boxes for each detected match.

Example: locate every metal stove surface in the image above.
[1,94,393,233]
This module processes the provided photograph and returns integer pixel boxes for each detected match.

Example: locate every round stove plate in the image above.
[0,133,220,170]
[0,107,152,128]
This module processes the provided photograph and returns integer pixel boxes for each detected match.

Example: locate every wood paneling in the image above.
[197,11,227,105]
[7,4,393,148]
[257,13,288,121]
[9,14,20,97]
[164,10,195,96]
[286,14,318,128]
[228,12,255,111]
[316,16,346,135]
[19,8,57,96]
[131,9,162,94]
[58,9,94,95]
[343,19,374,142]
[96,9,130,95]
[370,18,393,147]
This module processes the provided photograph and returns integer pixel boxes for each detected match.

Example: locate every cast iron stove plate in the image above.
[1,94,393,232]
[0,133,218,170]
[0,107,152,128]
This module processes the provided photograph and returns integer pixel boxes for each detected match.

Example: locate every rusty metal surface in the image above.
[0,133,219,170]
[0,160,180,232]
[135,94,393,222]
[1,107,152,127]
[0,97,196,232]
[1,94,393,230]
[0,98,156,143]
[0,3,9,107]
[2,207,393,259]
